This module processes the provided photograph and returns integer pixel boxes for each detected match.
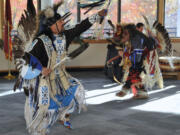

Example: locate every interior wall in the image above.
[0,42,179,71]
[65,43,107,67]
[0,43,108,71]
[0,49,15,71]
[173,42,180,56]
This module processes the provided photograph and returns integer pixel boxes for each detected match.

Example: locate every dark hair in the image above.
[136,22,144,28]
[124,24,136,31]
[34,12,61,41]
[44,13,61,27]
[124,24,141,39]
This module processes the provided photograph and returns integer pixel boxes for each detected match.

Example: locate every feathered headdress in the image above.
[36,1,72,36]
[12,0,72,60]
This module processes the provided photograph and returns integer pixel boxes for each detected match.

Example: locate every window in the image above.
[46,0,160,39]
[10,0,38,28]
[165,0,180,37]
[10,0,180,39]
[80,0,118,39]
[121,0,157,27]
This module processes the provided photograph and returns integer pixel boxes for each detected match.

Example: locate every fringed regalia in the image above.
[22,33,87,134]
[110,17,172,99]
[118,27,156,98]
[12,0,103,134]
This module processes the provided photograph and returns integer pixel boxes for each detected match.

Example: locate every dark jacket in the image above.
[29,18,92,67]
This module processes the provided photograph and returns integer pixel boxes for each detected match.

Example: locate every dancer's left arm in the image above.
[64,9,107,49]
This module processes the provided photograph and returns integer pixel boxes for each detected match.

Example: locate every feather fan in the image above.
[142,15,172,56]
[152,21,172,56]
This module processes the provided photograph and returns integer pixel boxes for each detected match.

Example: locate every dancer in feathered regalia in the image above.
[113,18,172,99]
[12,0,107,134]
[114,24,157,99]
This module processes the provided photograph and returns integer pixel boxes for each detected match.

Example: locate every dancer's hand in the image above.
[42,67,52,76]
[15,58,26,72]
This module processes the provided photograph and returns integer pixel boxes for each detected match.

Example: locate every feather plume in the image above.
[68,37,89,59]
[13,0,37,60]
[44,7,54,19]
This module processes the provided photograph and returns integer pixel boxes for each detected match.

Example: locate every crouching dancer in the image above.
[13,1,107,135]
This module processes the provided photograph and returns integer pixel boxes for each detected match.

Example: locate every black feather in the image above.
[61,12,72,21]
[80,0,105,8]
[84,6,95,14]
[68,38,89,59]
[13,76,22,91]
[23,87,29,96]
[107,20,115,30]
[27,0,36,16]
[153,21,158,28]
[53,1,63,13]
[0,38,4,50]
[106,32,111,36]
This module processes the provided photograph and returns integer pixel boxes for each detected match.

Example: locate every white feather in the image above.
[17,26,26,43]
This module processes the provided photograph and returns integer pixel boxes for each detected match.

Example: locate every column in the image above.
[176,0,180,37]
[0,0,4,39]
[77,1,81,23]
[118,0,121,23]
[157,0,165,25]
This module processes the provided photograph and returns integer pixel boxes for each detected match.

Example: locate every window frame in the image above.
[79,0,180,42]
[0,0,4,39]
[1,0,179,42]
[163,0,180,42]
